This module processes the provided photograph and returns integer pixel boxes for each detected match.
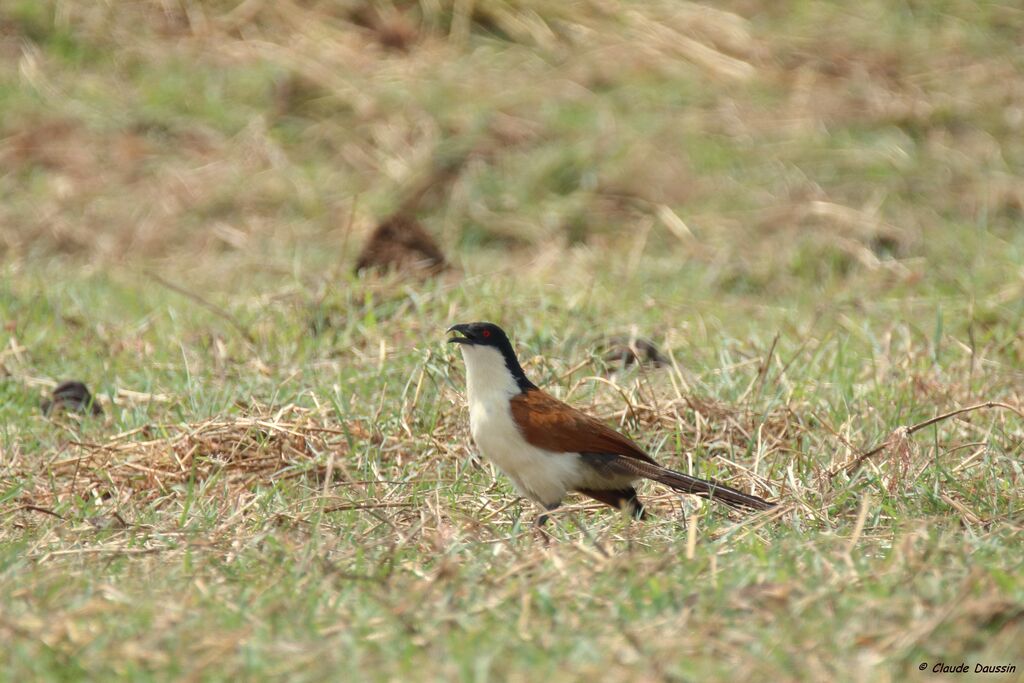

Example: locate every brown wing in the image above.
[509,389,659,466]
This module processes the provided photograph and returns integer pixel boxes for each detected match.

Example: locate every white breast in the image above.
[460,345,584,508]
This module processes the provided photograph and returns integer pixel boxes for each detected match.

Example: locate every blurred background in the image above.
[2,0,1021,296]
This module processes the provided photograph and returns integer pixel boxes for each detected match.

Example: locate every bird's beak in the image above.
[447,324,474,345]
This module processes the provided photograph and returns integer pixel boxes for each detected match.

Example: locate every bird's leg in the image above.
[533,503,560,545]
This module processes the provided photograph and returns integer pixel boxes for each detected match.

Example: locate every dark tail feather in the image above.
[645,464,775,511]
[577,487,647,519]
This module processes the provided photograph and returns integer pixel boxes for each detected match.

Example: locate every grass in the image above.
[1,0,1023,680]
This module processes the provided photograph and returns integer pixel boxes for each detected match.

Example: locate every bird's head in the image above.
[446,322,510,348]
[447,322,535,393]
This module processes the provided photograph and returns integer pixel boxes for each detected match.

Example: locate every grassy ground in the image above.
[2,1,1023,680]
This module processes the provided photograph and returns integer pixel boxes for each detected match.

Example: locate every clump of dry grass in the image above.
[10,405,365,512]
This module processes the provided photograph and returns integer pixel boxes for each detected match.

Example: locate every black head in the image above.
[446,322,511,348]
[447,322,536,392]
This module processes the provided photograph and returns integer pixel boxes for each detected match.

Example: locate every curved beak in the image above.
[447,323,473,345]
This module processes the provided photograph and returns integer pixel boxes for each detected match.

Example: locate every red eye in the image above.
[482,329,491,338]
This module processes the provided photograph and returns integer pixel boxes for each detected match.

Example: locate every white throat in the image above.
[460,344,520,404]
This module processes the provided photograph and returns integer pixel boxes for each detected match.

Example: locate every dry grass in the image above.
[2,0,1024,680]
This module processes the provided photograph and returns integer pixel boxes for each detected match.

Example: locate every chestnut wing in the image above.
[509,389,659,466]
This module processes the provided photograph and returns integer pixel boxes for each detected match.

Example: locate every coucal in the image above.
[448,322,775,522]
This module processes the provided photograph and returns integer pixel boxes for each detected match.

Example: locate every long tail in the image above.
[630,460,775,511]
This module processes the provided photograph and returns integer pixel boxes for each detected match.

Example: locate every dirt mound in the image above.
[41,380,104,417]
[355,215,448,276]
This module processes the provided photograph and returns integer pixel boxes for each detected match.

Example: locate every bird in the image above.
[447,321,775,524]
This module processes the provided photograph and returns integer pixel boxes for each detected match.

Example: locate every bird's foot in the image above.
[532,507,557,546]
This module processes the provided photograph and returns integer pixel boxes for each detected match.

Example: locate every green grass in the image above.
[2,0,1023,681]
